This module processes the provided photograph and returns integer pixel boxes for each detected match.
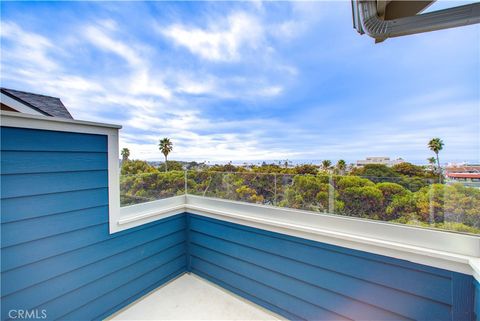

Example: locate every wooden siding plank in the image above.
[1,243,186,320]
[193,269,305,321]
[24,254,186,321]
[2,224,108,272]
[0,151,107,174]
[191,257,351,321]
[1,188,109,223]
[475,280,480,321]
[1,171,108,199]
[191,232,450,315]
[190,234,449,320]
[0,127,107,152]
[451,273,475,321]
[2,230,186,297]
[189,214,451,278]
[63,263,186,321]
[93,268,185,321]
[1,215,185,272]
[1,206,109,248]
[189,215,451,304]
[193,244,412,320]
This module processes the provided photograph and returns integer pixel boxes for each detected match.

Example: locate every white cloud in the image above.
[0,20,290,161]
[84,24,172,99]
[2,3,475,164]
[84,25,143,67]
[254,85,283,97]
[160,12,264,62]
[0,21,58,71]
[174,74,217,95]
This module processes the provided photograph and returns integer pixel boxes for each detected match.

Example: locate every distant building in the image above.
[445,164,480,188]
[356,157,404,167]
[1,87,73,119]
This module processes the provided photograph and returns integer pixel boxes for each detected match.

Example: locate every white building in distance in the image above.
[356,157,404,167]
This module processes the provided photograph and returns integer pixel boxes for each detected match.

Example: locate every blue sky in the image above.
[1,1,478,164]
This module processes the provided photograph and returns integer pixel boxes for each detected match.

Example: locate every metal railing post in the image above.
[328,175,334,214]
[184,170,188,195]
[429,181,434,224]
[274,173,277,206]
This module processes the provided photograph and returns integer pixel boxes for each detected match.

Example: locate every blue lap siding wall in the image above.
[188,214,475,321]
[0,126,475,321]
[475,280,480,321]
[0,127,187,321]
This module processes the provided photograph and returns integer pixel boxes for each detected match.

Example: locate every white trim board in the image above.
[0,111,121,232]
[117,196,186,230]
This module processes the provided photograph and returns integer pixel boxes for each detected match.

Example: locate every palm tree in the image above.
[427,156,436,170]
[321,160,332,172]
[121,148,130,163]
[159,138,173,172]
[336,159,346,175]
[428,138,444,183]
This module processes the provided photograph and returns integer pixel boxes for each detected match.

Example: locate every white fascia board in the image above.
[0,111,122,231]
[116,194,479,277]
[1,93,45,116]
[0,110,121,129]
[115,195,186,231]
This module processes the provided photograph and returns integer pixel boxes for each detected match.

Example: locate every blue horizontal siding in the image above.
[452,274,476,321]
[1,151,107,174]
[1,170,108,199]
[2,243,186,320]
[0,127,188,321]
[1,205,109,248]
[0,127,107,152]
[188,214,475,321]
[1,188,109,223]
[92,268,185,321]
[189,214,451,303]
[193,266,304,321]
[2,223,109,271]
[2,222,186,296]
[61,257,186,321]
[193,257,348,321]
[475,280,480,321]
[190,234,447,320]
[191,244,410,320]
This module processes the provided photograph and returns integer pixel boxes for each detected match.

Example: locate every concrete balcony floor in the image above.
[108,274,283,320]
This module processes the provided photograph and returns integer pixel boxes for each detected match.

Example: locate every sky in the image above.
[1,1,479,164]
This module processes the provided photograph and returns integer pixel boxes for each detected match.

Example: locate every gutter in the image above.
[353,0,480,42]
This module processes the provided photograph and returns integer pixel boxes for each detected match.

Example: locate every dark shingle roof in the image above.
[1,88,73,119]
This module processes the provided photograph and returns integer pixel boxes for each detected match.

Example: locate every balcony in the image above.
[1,111,479,321]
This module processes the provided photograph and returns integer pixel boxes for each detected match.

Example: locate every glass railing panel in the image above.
[187,171,277,205]
[120,170,185,207]
[333,175,432,222]
[120,169,479,234]
[277,173,330,212]
[441,182,480,234]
